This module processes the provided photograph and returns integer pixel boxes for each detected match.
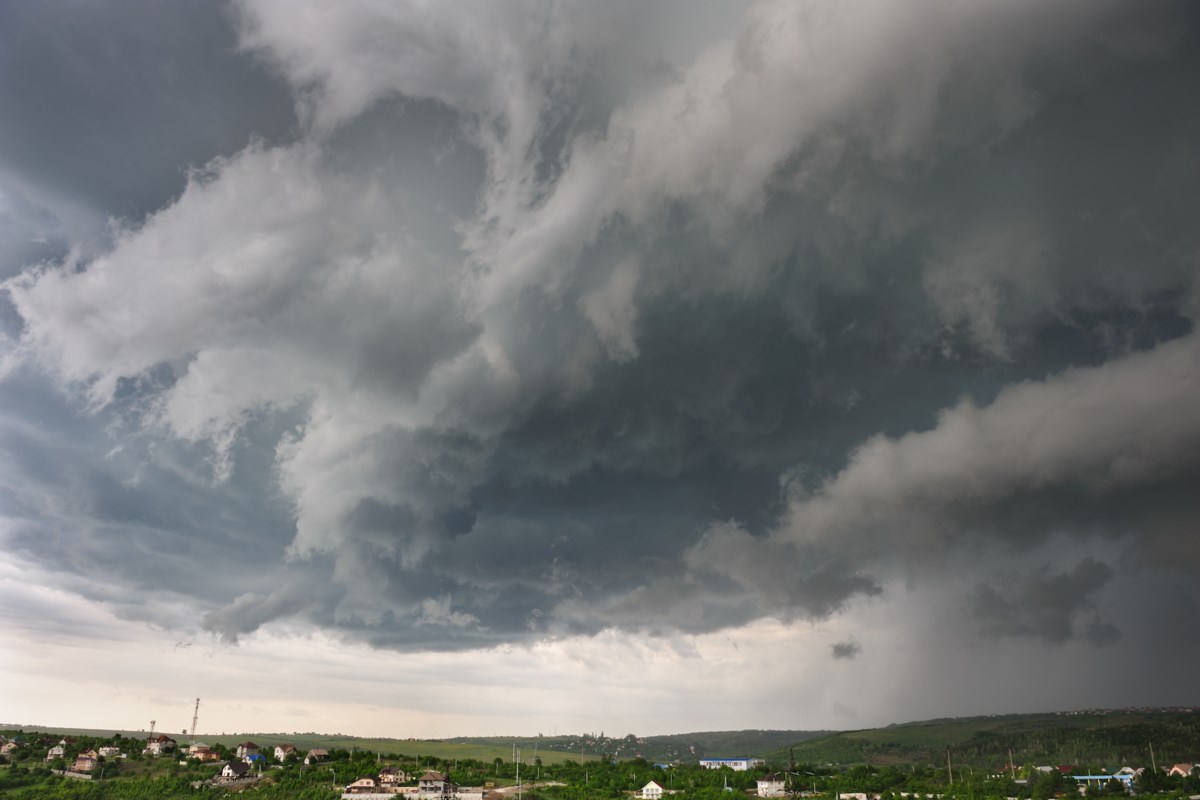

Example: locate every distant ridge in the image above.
[444,730,833,763]
[765,708,1200,768]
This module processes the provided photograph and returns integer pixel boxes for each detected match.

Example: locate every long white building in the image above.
[699,757,765,771]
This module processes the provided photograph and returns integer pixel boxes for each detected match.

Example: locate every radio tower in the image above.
[189,699,201,749]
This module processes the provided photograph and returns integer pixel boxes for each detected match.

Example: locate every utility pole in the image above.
[1009,748,1016,780]
[1149,742,1157,774]
[517,749,522,800]
[946,749,953,786]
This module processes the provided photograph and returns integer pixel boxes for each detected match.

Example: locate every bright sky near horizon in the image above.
[1,0,1199,738]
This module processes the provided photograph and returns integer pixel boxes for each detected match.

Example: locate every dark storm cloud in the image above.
[831,640,861,661]
[2,0,1200,683]
[972,559,1119,645]
[0,0,295,258]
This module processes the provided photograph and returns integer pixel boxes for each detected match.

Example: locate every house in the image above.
[236,741,260,758]
[641,780,665,799]
[73,754,98,772]
[98,746,122,759]
[221,760,251,780]
[305,748,330,765]
[346,777,381,794]
[145,735,176,755]
[274,744,298,761]
[758,774,786,797]
[1,742,19,756]
[418,770,458,797]
[1168,764,1196,778]
[46,745,65,760]
[191,746,221,762]
[699,758,765,771]
[380,767,408,786]
[244,753,267,766]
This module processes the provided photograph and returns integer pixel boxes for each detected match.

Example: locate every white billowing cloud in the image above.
[232,0,1130,359]
[4,140,493,625]
[4,137,485,436]
[580,259,641,362]
[692,329,1200,619]
[8,143,418,406]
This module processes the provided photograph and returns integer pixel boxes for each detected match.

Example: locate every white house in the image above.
[236,741,260,759]
[46,745,66,760]
[641,780,665,799]
[305,748,330,765]
[699,758,765,771]
[274,744,298,761]
[221,761,251,780]
[758,774,786,797]
[145,735,176,756]
[418,771,458,798]
[98,746,122,758]
[380,767,408,787]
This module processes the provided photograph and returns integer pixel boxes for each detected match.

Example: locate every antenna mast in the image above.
[189,698,201,748]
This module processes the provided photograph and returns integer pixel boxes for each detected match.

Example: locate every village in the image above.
[2,730,1199,800]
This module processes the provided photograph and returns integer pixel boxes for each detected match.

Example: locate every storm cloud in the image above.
[3,0,1200,727]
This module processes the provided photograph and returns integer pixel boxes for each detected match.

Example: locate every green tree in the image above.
[1031,769,1064,800]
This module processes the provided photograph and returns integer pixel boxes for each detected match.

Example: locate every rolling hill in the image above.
[766,708,1200,769]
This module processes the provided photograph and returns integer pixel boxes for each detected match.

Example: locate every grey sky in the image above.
[1,0,1199,736]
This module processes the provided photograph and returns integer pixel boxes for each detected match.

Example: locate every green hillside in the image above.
[766,709,1200,769]
[445,729,832,764]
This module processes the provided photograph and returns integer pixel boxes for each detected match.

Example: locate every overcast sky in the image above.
[2,0,1199,740]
